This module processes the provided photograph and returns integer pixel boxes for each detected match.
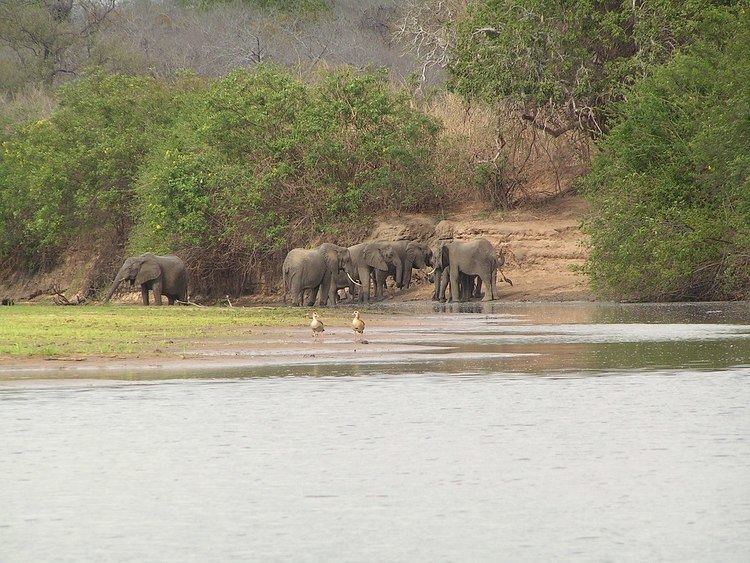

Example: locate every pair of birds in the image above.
[310,310,365,340]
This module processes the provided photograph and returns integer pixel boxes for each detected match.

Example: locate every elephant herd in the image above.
[282,238,512,307]
[103,238,511,306]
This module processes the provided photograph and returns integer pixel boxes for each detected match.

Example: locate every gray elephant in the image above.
[371,241,407,298]
[316,243,355,306]
[433,239,512,302]
[282,244,352,307]
[347,242,392,303]
[430,250,480,302]
[372,240,433,296]
[399,240,433,290]
[104,253,188,305]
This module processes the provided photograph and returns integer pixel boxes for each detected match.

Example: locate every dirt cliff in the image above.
[369,193,591,302]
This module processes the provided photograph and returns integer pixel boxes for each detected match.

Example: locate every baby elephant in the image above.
[104,253,188,305]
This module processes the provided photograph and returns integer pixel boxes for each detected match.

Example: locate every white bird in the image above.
[310,312,325,339]
[352,310,365,341]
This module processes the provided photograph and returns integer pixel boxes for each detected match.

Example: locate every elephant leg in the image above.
[358,266,371,303]
[449,264,462,302]
[374,270,386,300]
[458,273,469,301]
[474,276,483,299]
[439,269,449,303]
[167,296,175,305]
[306,286,319,307]
[479,270,494,302]
[289,279,302,306]
[152,280,163,305]
[319,271,332,307]
[141,285,150,306]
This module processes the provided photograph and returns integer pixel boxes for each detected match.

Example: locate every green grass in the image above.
[0,304,332,358]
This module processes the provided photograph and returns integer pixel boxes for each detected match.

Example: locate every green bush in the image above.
[0,72,174,268]
[449,0,744,135]
[0,66,440,293]
[583,16,750,301]
[131,67,440,293]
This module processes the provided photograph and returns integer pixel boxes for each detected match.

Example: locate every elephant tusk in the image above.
[426,268,436,275]
[347,272,362,287]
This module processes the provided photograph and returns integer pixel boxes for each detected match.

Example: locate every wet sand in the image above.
[1,301,748,380]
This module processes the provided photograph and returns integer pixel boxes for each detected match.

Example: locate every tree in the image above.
[583,13,750,300]
[449,0,744,137]
[0,0,115,88]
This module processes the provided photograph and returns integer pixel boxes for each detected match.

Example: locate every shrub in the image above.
[583,16,750,301]
[0,65,440,294]
[131,66,440,294]
[449,0,744,136]
[0,71,174,269]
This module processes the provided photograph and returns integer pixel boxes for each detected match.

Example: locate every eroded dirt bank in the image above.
[369,193,590,302]
[0,194,590,303]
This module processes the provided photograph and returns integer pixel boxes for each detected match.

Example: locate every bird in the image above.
[310,311,325,339]
[351,310,365,341]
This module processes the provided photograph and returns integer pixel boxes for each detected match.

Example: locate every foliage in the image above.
[0,0,116,89]
[0,71,174,269]
[449,0,745,136]
[176,0,327,11]
[582,15,750,301]
[0,66,440,294]
[131,67,439,293]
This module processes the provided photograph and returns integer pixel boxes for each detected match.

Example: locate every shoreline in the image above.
[1,300,748,379]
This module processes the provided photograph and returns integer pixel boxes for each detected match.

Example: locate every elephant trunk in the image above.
[104,274,124,303]
[402,260,412,289]
[394,259,403,289]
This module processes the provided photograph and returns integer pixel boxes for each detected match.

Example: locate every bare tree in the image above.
[0,0,116,86]
[394,0,467,86]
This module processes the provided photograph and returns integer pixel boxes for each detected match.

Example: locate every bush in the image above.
[582,16,750,301]
[131,67,440,293]
[0,66,441,294]
[0,72,174,269]
[449,0,744,135]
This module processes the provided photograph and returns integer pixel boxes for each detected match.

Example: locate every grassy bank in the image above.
[0,304,352,358]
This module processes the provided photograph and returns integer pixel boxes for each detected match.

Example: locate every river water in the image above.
[1,302,749,561]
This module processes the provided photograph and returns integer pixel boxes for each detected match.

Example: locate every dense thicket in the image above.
[583,15,750,300]
[0,67,440,293]
[449,0,745,136]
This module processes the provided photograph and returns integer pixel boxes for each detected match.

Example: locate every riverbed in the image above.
[1,302,749,561]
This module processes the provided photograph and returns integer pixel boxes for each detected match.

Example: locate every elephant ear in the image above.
[136,259,161,285]
[322,251,337,273]
[440,244,450,269]
[364,247,388,271]
[338,248,352,271]
[406,245,418,264]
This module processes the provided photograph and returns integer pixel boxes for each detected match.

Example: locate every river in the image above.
[1,302,749,561]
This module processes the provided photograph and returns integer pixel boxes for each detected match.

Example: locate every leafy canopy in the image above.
[449,0,744,135]
[582,13,750,300]
[0,66,440,294]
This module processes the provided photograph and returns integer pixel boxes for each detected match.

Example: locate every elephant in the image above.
[401,241,433,290]
[372,240,433,296]
[429,255,479,302]
[104,253,188,305]
[315,243,355,306]
[347,242,392,303]
[282,243,352,307]
[432,239,512,302]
